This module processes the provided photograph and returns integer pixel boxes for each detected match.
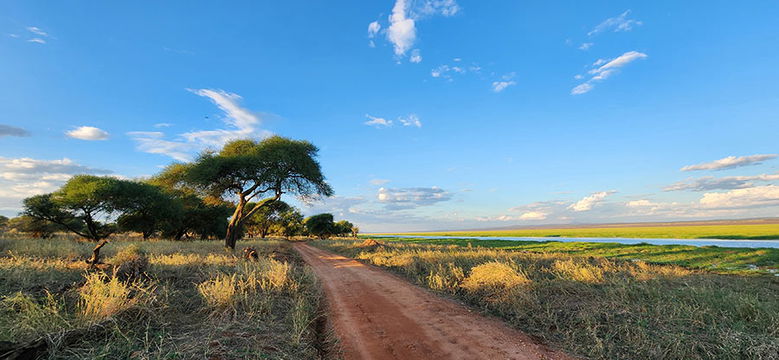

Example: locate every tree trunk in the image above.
[87,239,109,264]
[225,199,246,249]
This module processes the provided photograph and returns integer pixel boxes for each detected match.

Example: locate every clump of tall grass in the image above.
[78,273,154,322]
[461,261,531,297]
[198,258,294,314]
[0,291,72,340]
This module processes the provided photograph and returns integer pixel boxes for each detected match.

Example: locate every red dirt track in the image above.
[294,243,573,360]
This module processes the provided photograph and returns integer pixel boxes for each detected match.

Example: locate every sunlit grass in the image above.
[313,239,779,360]
[0,237,325,359]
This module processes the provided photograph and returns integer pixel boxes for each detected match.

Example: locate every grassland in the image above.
[0,237,328,359]
[313,239,779,360]
[385,223,779,240]
[370,237,779,275]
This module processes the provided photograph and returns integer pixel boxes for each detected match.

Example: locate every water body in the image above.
[376,235,779,249]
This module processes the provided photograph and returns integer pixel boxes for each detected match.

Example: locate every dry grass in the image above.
[314,239,779,360]
[0,237,327,359]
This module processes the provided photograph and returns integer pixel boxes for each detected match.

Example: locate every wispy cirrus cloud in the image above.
[368,0,460,62]
[587,10,642,36]
[377,186,452,209]
[681,154,777,171]
[571,51,647,95]
[364,113,422,128]
[491,73,517,93]
[664,173,779,192]
[129,89,271,161]
[0,125,30,137]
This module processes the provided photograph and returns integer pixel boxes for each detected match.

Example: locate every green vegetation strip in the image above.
[313,239,779,360]
[385,223,779,240]
[369,236,778,274]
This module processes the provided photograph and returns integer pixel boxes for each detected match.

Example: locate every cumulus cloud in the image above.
[302,195,368,218]
[699,185,779,209]
[377,186,452,209]
[568,191,616,211]
[681,154,777,171]
[370,0,459,61]
[0,124,30,137]
[364,114,393,127]
[0,157,113,212]
[571,51,647,95]
[66,126,109,140]
[587,10,642,36]
[664,173,779,192]
[129,89,271,161]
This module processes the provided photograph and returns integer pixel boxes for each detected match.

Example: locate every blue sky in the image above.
[1,1,778,232]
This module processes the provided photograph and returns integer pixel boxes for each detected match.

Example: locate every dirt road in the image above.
[294,243,573,360]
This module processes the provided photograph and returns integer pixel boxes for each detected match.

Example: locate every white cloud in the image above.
[409,49,422,63]
[664,173,779,192]
[66,126,109,140]
[699,185,779,209]
[371,0,459,61]
[27,38,46,44]
[519,211,547,220]
[377,186,452,209]
[0,124,30,137]
[588,10,642,36]
[387,0,417,56]
[365,113,421,128]
[153,123,173,128]
[578,42,593,50]
[626,199,659,207]
[571,83,593,95]
[571,51,647,95]
[129,89,271,161]
[491,80,516,93]
[398,114,422,127]
[26,26,48,36]
[368,21,381,38]
[681,154,778,172]
[568,190,615,211]
[364,114,393,127]
[0,157,113,212]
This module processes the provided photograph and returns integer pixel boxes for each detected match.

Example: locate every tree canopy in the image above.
[181,136,333,248]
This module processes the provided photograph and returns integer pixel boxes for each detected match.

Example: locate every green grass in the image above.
[313,239,779,360]
[384,223,779,240]
[368,236,779,275]
[0,237,328,359]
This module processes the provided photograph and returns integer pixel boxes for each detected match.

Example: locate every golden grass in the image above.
[314,239,779,360]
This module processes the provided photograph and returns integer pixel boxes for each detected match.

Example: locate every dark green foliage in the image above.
[243,199,292,238]
[305,213,335,239]
[333,220,355,237]
[116,183,183,240]
[180,136,333,248]
[23,176,125,241]
[0,215,8,231]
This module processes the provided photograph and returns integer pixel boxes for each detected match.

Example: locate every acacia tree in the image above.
[23,175,125,263]
[117,182,183,240]
[184,136,333,249]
